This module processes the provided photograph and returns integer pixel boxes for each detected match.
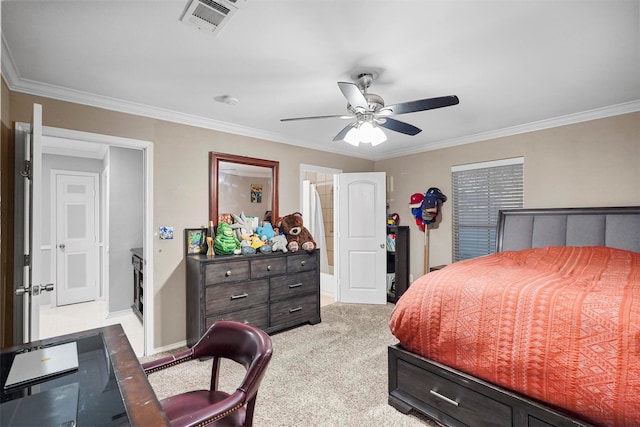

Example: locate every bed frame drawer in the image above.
[388,344,595,427]
[394,357,511,426]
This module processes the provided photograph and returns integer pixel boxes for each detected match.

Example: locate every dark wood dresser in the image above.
[186,249,320,346]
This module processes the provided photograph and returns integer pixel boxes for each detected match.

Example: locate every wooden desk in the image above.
[1,325,169,426]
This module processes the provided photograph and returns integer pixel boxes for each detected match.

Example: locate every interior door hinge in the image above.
[20,160,32,179]
[24,254,30,266]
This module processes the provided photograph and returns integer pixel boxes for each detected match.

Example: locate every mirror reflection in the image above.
[218,162,272,221]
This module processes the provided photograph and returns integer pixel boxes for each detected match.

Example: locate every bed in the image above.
[388,206,640,427]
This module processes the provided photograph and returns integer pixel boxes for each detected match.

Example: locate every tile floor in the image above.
[39,300,144,357]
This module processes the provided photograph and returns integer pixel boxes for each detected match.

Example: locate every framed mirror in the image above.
[209,152,279,227]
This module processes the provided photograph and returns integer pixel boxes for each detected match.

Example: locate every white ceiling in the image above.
[2,0,639,161]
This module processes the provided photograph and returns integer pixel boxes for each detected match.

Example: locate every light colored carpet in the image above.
[141,302,440,426]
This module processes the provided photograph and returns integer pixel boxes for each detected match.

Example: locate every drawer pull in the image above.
[225,270,232,277]
[288,283,303,289]
[230,293,248,300]
[267,265,271,271]
[300,261,306,266]
[289,306,302,313]
[429,389,459,407]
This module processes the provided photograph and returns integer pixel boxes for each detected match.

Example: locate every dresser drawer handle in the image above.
[289,306,302,313]
[300,261,306,266]
[288,283,303,289]
[230,293,248,300]
[429,389,459,407]
[267,265,271,271]
[225,270,232,277]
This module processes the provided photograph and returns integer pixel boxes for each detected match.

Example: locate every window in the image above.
[452,158,524,261]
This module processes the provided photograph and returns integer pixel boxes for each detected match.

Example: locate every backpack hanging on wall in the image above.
[421,187,447,224]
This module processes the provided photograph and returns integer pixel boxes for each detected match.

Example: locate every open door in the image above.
[14,103,53,342]
[337,172,386,304]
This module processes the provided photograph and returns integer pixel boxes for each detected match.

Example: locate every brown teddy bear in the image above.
[277,212,316,253]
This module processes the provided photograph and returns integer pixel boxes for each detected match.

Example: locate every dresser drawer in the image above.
[250,256,287,279]
[270,293,318,329]
[205,260,250,285]
[396,358,512,426]
[205,279,269,314]
[287,252,318,273]
[270,270,318,301]
[205,304,269,331]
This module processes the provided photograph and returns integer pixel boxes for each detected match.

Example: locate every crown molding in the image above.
[374,100,640,161]
[4,36,638,163]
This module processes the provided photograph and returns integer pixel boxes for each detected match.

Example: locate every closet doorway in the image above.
[14,117,153,356]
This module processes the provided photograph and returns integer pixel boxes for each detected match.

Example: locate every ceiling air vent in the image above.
[180,0,240,35]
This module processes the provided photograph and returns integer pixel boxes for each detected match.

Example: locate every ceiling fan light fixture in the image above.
[344,127,361,146]
[340,121,387,147]
[369,126,387,146]
[358,121,387,146]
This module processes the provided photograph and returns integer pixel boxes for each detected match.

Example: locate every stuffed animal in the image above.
[277,212,316,253]
[250,234,265,250]
[230,212,255,241]
[269,234,288,253]
[214,222,241,255]
[240,239,255,255]
[249,234,272,254]
[255,223,275,241]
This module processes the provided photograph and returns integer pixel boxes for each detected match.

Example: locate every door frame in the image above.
[51,169,100,307]
[14,122,154,354]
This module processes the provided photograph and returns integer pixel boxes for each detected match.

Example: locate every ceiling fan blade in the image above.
[384,95,459,115]
[332,122,356,142]
[337,82,369,110]
[281,114,353,122]
[378,117,422,136]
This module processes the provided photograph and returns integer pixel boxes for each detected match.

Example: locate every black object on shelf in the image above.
[386,226,409,303]
[131,248,144,323]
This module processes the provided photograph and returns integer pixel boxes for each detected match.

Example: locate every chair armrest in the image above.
[142,349,194,375]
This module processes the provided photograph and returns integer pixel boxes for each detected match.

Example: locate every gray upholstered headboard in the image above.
[496,206,640,253]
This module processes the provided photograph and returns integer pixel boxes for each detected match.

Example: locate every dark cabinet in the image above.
[386,226,410,303]
[186,250,321,347]
[131,248,144,322]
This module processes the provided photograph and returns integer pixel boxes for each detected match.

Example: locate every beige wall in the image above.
[7,91,373,349]
[6,89,639,349]
[375,112,640,281]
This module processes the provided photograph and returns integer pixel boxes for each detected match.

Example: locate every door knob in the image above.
[59,243,65,249]
[15,283,54,296]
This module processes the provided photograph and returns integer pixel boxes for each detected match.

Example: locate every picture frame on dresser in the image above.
[185,228,207,255]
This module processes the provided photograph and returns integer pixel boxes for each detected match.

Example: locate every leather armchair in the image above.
[142,321,273,427]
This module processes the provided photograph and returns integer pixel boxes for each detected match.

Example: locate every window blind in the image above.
[452,158,523,261]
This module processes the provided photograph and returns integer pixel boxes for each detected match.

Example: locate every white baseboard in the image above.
[149,340,187,356]
[106,307,133,319]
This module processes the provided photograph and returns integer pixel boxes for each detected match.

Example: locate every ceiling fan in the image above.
[280,72,459,145]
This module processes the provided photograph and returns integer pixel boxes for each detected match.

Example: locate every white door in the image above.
[337,172,387,304]
[18,103,51,342]
[56,172,99,306]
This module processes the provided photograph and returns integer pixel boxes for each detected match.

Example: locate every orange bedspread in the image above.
[389,246,640,427]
